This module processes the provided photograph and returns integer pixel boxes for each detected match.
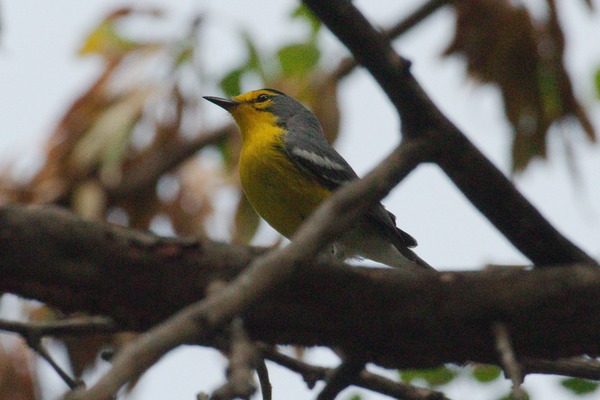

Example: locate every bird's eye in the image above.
[256,94,270,102]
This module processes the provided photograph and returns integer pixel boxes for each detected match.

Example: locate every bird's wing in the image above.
[283,131,417,249]
[283,131,358,191]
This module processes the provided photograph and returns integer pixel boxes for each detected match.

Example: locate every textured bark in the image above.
[1,205,599,369]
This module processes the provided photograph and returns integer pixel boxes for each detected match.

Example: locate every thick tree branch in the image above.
[1,205,599,370]
[302,0,596,267]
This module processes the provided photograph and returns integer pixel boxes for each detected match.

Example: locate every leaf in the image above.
[471,364,502,383]
[345,395,362,400]
[70,87,158,186]
[79,20,136,58]
[0,337,36,400]
[400,365,457,387]
[220,68,245,97]
[174,43,194,67]
[445,0,596,173]
[561,378,599,395]
[278,42,320,77]
[291,4,321,37]
[595,68,600,100]
[79,7,166,61]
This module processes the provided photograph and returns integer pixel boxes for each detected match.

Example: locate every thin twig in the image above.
[0,317,115,389]
[333,0,449,80]
[256,359,272,400]
[317,357,366,400]
[261,345,448,400]
[522,357,600,381]
[34,340,82,389]
[0,316,116,337]
[492,322,526,400]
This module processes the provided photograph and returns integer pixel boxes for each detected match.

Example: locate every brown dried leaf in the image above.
[79,7,166,61]
[25,64,118,203]
[63,334,111,378]
[445,0,596,172]
[0,337,36,400]
[27,303,110,379]
[69,86,159,187]
[163,160,221,237]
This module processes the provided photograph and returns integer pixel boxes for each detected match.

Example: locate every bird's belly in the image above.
[240,149,330,238]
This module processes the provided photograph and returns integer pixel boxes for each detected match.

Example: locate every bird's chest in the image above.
[239,140,329,238]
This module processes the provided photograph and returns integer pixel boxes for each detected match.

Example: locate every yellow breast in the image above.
[236,115,331,239]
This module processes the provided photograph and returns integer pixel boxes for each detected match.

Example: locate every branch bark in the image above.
[302,0,596,267]
[1,205,599,369]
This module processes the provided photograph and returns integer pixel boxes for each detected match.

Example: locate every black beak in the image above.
[203,96,239,111]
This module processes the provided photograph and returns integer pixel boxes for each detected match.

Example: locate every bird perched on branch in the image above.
[204,89,431,270]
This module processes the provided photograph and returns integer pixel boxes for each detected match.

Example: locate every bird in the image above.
[204,88,432,270]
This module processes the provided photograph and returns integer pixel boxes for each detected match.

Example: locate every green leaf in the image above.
[220,68,245,97]
[277,42,320,77]
[472,364,502,383]
[291,4,321,37]
[400,365,457,387]
[174,42,194,67]
[345,395,362,400]
[561,378,599,395]
[595,68,600,100]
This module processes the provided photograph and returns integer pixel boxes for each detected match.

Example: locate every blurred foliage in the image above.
[560,378,600,395]
[445,0,596,173]
[344,394,362,400]
[400,365,458,387]
[472,364,502,383]
[399,364,533,400]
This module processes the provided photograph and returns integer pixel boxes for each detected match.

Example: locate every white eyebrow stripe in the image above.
[291,147,347,171]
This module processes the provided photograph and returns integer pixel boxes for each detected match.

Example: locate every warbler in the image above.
[204,89,431,270]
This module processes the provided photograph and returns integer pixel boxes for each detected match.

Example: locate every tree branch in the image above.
[105,125,234,200]
[522,357,600,381]
[317,358,366,400]
[302,0,597,267]
[1,205,599,369]
[332,0,449,81]
[261,346,449,400]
